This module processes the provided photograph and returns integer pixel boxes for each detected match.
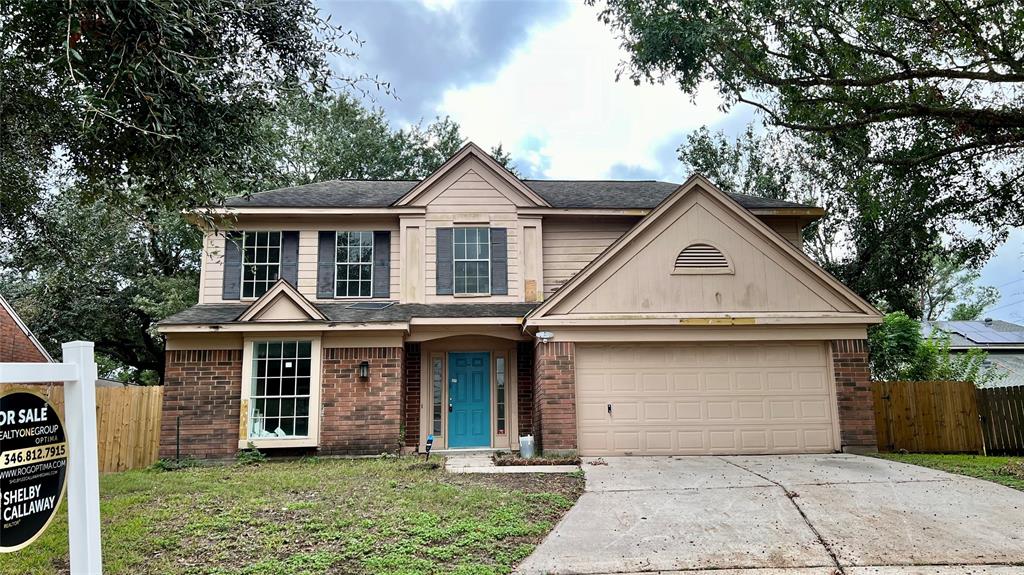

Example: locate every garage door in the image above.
[576,342,837,455]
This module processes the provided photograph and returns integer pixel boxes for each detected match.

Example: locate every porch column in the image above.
[831,339,877,452]
[533,340,577,453]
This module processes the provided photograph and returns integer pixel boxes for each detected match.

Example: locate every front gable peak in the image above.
[237,280,327,322]
[394,142,550,208]
[527,174,880,324]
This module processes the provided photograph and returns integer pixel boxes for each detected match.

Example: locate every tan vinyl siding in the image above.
[199,218,400,304]
[763,217,804,250]
[541,217,640,297]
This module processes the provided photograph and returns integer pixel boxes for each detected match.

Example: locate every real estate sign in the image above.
[0,390,68,552]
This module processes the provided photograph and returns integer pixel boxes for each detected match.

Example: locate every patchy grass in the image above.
[1,457,583,575]
[873,453,1024,491]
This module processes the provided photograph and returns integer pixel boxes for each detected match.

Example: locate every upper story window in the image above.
[454,227,490,295]
[242,231,281,298]
[335,231,374,297]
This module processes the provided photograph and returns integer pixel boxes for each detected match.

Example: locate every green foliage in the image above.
[264,92,465,187]
[489,144,521,177]
[868,312,1003,385]
[236,443,267,466]
[0,189,200,384]
[593,0,1024,317]
[919,251,1000,321]
[678,125,810,202]
[868,312,922,381]
[0,0,369,217]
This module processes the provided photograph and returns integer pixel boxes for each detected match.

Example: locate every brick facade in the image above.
[403,343,421,448]
[533,341,576,453]
[160,350,243,459]
[831,339,877,452]
[516,341,534,438]
[0,302,48,363]
[320,347,404,455]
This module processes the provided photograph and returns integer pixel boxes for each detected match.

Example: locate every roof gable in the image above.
[527,175,880,324]
[237,280,327,322]
[394,142,550,208]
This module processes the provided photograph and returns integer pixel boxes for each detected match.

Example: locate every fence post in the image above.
[63,341,104,574]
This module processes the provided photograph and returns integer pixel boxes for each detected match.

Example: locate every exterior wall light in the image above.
[536,331,554,344]
[358,361,370,379]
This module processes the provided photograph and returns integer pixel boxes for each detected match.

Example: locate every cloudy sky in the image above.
[319,0,1023,321]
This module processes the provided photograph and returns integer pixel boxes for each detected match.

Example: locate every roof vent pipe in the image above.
[984,317,993,325]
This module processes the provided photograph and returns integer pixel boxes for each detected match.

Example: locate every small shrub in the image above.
[236,442,266,466]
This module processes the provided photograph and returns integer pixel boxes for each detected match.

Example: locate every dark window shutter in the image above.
[222,232,243,300]
[281,231,300,287]
[490,228,508,295]
[373,231,391,298]
[317,231,336,299]
[436,227,454,295]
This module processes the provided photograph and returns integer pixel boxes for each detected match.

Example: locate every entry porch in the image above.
[403,328,534,453]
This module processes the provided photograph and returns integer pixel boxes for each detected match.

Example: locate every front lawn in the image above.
[873,453,1024,491]
[2,457,583,575]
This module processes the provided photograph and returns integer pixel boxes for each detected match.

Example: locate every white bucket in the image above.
[519,435,535,459]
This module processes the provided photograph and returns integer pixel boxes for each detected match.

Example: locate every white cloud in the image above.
[435,2,735,179]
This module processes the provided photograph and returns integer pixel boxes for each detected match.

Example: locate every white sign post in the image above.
[0,341,103,574]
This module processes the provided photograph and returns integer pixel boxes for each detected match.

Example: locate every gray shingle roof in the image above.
[160,302,539,325]
[223,179,814,211]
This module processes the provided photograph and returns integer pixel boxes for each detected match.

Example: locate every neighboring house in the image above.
[922,319,1024,387]
[158,143,882,459]
[0,294,53,363]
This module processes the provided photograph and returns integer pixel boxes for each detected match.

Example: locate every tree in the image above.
[488,144,521,177]
[593,0,1024,315]
[1,192,201,384]
[868,312,1002,385]
[265,92,464,186]
[678,125,809,202]
[1,0,370,223]
[919,252,1001,321]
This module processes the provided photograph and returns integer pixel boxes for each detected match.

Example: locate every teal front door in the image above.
[447,352,490,448]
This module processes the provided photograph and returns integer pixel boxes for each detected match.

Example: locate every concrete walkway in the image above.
[515,454,1024,575]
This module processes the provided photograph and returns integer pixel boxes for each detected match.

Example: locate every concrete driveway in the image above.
[516,454,1024,575]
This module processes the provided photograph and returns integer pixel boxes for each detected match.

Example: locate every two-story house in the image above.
[158,143,881,459]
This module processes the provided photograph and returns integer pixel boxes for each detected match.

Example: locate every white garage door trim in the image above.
[576,342,842,456]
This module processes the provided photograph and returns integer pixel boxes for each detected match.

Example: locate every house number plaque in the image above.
[0,390,68,552]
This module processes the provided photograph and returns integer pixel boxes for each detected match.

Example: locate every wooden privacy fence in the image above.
[873,380,983,453]
[977,385,1024,455]
[874,381,1024,455]
[0,383,163,472]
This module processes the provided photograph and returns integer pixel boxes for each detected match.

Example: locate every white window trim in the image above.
[453,227,491,296]
[240,231,283,301]
[334,230,375,299]
[239,336,322,449]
